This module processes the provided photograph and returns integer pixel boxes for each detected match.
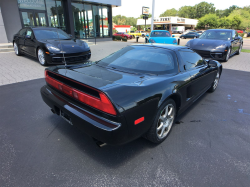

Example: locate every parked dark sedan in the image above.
[13,27,91,66]
[186,29,243,62]
[40,44,222,146]
[180,32,200,39]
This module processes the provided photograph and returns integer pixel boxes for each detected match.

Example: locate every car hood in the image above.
[50,64,153,90]
[149,37,175,44]
[188,39,230,51]
[40,39,89,53]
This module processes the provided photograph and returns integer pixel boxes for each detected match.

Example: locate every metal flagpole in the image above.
[151,0,155,31]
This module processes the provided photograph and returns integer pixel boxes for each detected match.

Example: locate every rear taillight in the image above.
[45,70,117,115]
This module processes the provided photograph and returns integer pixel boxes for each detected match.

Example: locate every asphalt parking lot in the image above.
[1,41,250,186]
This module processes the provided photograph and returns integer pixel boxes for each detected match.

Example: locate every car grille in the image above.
[52,54,91,63]
[193,50,212,58]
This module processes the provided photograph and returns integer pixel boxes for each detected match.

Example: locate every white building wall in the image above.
[0,8,8,43]
[115,27,131,32]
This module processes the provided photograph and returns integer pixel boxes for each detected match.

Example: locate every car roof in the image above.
[206,29,233,31]
[131,43,187,51]
[30,27,58,30]
[151,30,170,32]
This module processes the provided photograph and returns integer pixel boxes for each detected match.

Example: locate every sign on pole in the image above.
[142,6,149,15]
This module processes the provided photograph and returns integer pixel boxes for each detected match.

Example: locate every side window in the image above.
[178,49,205,70]
[19,29,26,36]
[232,30,236,39]
[26,29,34,39]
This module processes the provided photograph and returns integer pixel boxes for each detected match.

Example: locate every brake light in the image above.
[45,70,117,115]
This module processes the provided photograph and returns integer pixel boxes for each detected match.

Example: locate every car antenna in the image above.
[56,28,67,68]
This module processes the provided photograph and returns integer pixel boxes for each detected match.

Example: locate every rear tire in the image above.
[236,43,242,55]
[144,99,176,144]
[223,47,231,62]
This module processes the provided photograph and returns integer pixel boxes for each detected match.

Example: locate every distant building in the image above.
[0,0,121,43]
[137,17,198,34]
[113,25,131,32]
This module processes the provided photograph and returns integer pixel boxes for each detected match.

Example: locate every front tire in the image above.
[37,48,48,66]
[14,42,22,56]
[144,99,176,144]
[208,70,220,93]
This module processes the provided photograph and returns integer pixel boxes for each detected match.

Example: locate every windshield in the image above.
[199,30,232,40]
[96,46,178,75]
[150,31,171,37]
[33,29,70,40]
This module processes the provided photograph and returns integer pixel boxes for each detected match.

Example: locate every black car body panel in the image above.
[13,27,91,64]
[186,29,243,61]
[40,44,222,145]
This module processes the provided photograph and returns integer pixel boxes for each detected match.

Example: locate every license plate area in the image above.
[60,110,73,125]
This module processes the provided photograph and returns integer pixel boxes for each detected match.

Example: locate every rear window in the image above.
[151,31,170,37]
[97,46,178,75]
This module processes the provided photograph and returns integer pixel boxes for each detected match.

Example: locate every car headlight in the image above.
[215,44,227,49]
[149,39,155,43]
[83,42,89,48]
[46,44,60,52]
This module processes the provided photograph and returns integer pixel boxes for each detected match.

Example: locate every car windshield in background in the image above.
[199,30,232,40]
[97,46,177,75]
[33,29,70,40]
[151,31,171,37]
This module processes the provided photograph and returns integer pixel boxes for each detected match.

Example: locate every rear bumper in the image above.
[40,85,130,145]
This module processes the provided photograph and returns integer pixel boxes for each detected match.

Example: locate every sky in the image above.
[112,0,248,18]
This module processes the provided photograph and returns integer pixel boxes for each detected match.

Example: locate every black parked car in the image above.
[180,32,200,39]
[186,29,243,62]
[40,44,222,146]
[13,27,91,66]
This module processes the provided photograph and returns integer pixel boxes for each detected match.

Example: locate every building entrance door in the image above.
[20,10,48,27]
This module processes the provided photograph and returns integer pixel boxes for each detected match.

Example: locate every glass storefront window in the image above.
[21,12,35,27]
[102,6,109,37]
[45,0,65,31]
[71,3,85,39]
[17,0,46,10]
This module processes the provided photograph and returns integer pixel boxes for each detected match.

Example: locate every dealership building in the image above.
[137,17,198,33]
[0,0,121,43]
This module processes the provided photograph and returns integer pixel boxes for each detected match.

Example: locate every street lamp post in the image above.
[151,0,155,31]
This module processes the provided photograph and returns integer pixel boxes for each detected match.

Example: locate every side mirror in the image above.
[172,35,175,37]
[25,35,31,39]
[208,60,217,67]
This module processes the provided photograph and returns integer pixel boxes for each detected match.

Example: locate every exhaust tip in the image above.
[93,138,107,148]
[51,109,56,114]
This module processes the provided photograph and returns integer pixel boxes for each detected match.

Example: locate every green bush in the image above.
[239,33,244,37]
[121,37,127,42]
[112,35,122,41]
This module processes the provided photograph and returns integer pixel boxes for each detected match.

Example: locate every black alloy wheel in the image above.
[223,47,231,62]
[208,70,221,92]
[14,42,22,56]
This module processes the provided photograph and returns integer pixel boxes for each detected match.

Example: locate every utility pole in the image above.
[151,0,155,31]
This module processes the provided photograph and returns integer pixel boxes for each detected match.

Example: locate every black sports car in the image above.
[40,44,222,146]
[186,29,243,62]
[13,27,91,66]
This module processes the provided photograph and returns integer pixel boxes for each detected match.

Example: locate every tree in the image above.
[197,14,218,29]
[159,8,178,17]
[178,6,194,18]
[228,9,250,29]
[230,15,242,29]
[222,5,239,17]
[194,1,216,19]
[218,17,231,28]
